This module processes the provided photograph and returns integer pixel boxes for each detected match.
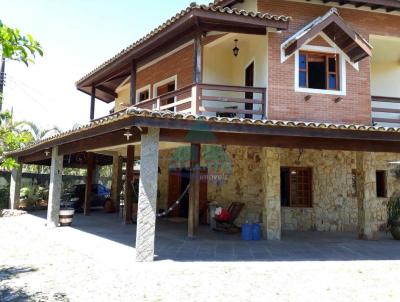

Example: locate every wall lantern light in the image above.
[232,39,239,57]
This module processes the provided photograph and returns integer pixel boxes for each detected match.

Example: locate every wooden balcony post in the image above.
[130,60,137,106]
[193,31,203,84]
[90,85,96,120]
[124,145,135,224]
[188,143,201,238]
[84,152,95,216]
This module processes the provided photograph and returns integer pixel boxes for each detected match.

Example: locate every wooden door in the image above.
[167,168,181,217]
[245,62,254,119]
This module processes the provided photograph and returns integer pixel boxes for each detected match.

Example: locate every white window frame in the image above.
[294,45,347,96]
[153,75,178,97]
[136,84,151,103]
[153,75,178,111]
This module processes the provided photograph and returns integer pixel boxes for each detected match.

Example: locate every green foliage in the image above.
[388,195,400,226]
[0,187,9,210]
[0,110,34,169]
[0,20,43,66]
[20,187,31,199]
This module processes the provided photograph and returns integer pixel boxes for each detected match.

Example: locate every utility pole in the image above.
[0,57,5,112]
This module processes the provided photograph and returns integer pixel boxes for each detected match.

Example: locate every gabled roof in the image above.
[282,8,372,63]
[76,3,290,103]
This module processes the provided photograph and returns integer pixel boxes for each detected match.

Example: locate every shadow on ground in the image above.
[0,265,69,301]
[29,210,400,262]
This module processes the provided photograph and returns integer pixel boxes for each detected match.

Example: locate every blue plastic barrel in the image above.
[252,223,262,241]
[241,223,252,241]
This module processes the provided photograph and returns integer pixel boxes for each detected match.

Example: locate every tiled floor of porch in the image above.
[33,210,400,262]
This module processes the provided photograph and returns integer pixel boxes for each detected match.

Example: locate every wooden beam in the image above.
[188,143,201,238]
[111,155,123,213]
[193,30,203,84]
[159,128,400,153]
[124,145,135,224]
[90,85,96,120]
[58,128,142,155]
[84,152,95,216]
[130,60,137,105]
[96,85,118,98]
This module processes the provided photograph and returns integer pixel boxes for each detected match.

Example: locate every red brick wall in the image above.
[259,0,400,124]
[136,45,193,97]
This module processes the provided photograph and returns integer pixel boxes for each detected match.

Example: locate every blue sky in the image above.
[1,0,208,130]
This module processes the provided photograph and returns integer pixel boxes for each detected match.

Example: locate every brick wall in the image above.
[259,0,400,124]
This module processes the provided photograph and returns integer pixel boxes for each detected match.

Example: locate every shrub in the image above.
[388,195,400,226]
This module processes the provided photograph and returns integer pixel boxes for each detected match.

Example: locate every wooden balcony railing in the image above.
[372,96,400,125]
[134,83,267,119]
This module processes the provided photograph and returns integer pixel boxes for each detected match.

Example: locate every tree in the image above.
[0,20,43,66]
[20,121,61,141]
[0,20,43,169]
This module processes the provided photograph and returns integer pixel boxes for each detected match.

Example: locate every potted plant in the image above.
[387,195,400,240]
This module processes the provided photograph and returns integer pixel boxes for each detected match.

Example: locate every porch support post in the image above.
[47,146,63,228]
[111,155,123,213]
[262,147,281,240]
[188,143,201,238]
[135,128,160,262]
[84,152,95,216]
[356,152,379,240]
[9,161,22,210]
[130,60,137,105]
[193,31,203,84]
[90,85,96,120]
[124,145,134,224]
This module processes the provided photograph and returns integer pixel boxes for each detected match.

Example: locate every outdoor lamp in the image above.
[233,39,239,57]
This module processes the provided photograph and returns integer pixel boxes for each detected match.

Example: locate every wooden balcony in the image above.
[372,96,400,125]
[134,83,267,119]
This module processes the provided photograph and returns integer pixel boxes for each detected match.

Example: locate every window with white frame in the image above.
[136,85,151,103]
[294,46,347,96]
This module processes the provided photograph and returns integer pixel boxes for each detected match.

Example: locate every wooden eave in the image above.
[312,0,400,13]
[76,6,290,103]
[8,109,400,163]
[283,8,372,63]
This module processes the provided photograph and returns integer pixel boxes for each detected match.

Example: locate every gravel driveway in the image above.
[1,212,400,302]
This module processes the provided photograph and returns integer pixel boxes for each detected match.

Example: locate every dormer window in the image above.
[299,52,339,91]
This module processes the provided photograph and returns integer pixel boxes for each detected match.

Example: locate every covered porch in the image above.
[7,109,400,262]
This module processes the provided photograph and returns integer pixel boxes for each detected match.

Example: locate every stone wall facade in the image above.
[157,145,400,233]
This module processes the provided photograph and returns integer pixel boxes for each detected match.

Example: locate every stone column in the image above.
[111,155,123,213]
[262,147,281,240]
[356,152,379,240]
[9,163,22,210]
[135,128,160,262]
[47,146,63,228]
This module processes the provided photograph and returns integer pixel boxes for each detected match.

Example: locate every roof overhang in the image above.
[282,8,372,63]
[312,0,400,13]
[7,109,400,162]
[76,5,290,103]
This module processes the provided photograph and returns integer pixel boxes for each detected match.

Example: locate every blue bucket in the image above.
[252,223,262,241]
[241,223,252,241]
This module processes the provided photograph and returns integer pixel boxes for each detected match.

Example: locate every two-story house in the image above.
[7,0,400,261]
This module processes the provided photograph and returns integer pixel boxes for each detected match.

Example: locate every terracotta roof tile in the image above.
[76,3,290,86]
[6,108,400,157]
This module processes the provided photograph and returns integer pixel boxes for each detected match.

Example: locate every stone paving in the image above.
[38,209,400,262]
[1,210,400,301]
